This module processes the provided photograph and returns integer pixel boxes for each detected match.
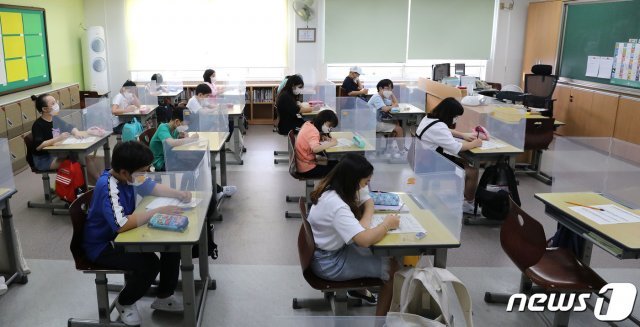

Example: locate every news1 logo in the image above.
[507,283,637,321]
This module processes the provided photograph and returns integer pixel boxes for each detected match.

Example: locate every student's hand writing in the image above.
[178,191,192,203]
[189,133,199,139]
[462,133,477,142]
[469,138,482,148]
[155,205,183,215]
[328,137,338,147]
[383,214,401,230]
[58,132,71,140]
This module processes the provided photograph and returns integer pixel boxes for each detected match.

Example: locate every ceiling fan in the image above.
[293,0,314,23]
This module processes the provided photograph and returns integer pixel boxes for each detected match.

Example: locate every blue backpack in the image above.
[122,118,143,142]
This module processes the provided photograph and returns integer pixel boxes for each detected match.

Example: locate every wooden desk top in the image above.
[226,104,244,116]
[373,193,460,248]
[155,90,183,97]
[325,131,376,153]
[116,105,158,117]
[466,137,523,155]
[44,132,112,152]
[0,188,16,203]
[115,195,207,245]
[173,132,228,152]
[536,192,640,250]
[302,105,335,117]
[393,103,425,115]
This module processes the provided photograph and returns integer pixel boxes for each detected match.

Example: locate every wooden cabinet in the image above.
[553,84,619,137]
[248,86,276,125]
[69,85,80,106]
[521,1,563,86]
[552,84,571,134]
[587,91,618,137]
[613,96,640,144]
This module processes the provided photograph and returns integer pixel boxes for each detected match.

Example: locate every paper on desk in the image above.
[335,138,353,148]
[374,201,409,212]
[146,197,202,210]
[480,140,507,150]
[586,56,600,77]
[597,57,614,79]
[569,204,640,225]
[370,213,426,234]
[60,136,97,145]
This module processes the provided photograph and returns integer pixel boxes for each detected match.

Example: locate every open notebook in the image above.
[370,213,426,234]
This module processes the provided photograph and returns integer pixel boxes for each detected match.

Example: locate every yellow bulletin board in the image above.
[0,5,51,96]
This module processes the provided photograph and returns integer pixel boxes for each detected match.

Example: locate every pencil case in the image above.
[353,135,366,148]
[148,213,189,232]
[370,192,400,206]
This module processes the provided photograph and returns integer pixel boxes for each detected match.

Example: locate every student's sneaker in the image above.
[347,290,377,305]
[0,277,8,296]
[222,185,237,197]
[463,200,476,215]
[115,301,141,326]
[151,295,184,312]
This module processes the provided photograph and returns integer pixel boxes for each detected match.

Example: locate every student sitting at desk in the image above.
[295,109,339,178]
[368,79,405,158]
[83,141,189,326]
[203,68,234,138]
[149,106,237,200]
[30,94,101,180]
[185,83,213,128]
[308,154,401,316]
[111,80,141,134]
[341,66,368,98]
[149,73,167,94]
[276,74,317,135]
[415,97,482,214]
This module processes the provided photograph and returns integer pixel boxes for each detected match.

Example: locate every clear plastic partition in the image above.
[484,110,526,150]
[133,153,212,229]
[145,81,165,96]
[194,98,229,132]
[165,80,184,93]
[335,96,370,111]
[456,105,485,134]
[82,97,113,134]
[118,86,140,108]
[302,80,337,110]
[54,109,83,132]
[137,85,159,105]
[398,85,426,111]
[551,137,611,195]
[163,138,210,172]
[0,139,15,195]
[336,102,376,151]
[603,138,640,208]
[218,79,246,97]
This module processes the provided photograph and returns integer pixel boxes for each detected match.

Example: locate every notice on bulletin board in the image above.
[611,42,640,88]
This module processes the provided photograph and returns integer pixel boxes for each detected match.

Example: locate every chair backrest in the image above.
[524,118,555,151]
[288,130,298,178]
[22,132,37,172]
[338,87,347,97]
[69,189,95,270]
[297,197,316,272]
[500,197,547,272]
[138,127,157,147]
[524,74,558,99]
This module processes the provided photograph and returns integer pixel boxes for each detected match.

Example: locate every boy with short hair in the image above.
[367,79,405,158]
[83,141,190,326]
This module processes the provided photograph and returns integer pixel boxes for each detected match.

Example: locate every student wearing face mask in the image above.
[111,80,141,134]
[295,109,340,178]
[307,154,401,315]
[30,94,100,179]
[83,141,190,326]
[341,66,368,97]
[275,74,314,135]
[203,69,234,139]
[368,79,405,158]
[415,97,482,214]
[149,106,200,172]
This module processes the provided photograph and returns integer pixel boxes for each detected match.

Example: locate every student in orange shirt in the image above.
[294,110,339,178]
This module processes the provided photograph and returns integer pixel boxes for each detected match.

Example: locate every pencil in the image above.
[566,201,605,211]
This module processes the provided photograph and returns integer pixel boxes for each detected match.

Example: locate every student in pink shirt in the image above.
[203,69,219,97]
[295,110,339,178]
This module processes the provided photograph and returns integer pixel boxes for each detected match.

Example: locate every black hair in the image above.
[151,73,163,84]
[195,83,212,96]
[312,109,339,132]
[311,154,374,218]
[122,80,136,88]
[171,106,185,121]
[31,94,50,113]
[203,69,215,83]
[277,74,304,100]
[111,141,154,174]
[428,97,464,128]
[376,79,394,91]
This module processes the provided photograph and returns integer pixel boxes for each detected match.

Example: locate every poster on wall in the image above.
[611,42,640,88]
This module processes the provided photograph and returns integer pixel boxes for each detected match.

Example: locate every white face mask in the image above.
[452,116,459,124]
[128,174,147,187]
[51,103,60,113]
[382,90,393,98]
[124,92,134,100]
[353,76,359,83]
[358,184,369,202]
[211,77,216,83]
[321,124,332,133]
[176,125,189,133]
[293,87,302,95]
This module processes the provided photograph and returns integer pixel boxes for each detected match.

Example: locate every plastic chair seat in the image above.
[525,247,606,292]
[303,269,383,291]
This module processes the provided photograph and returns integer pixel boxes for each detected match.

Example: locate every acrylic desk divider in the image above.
[188,98,230,133]
[163,138,211,173]
[0,139,15,196]
[398,84,426,111]
[137,84,159,106]
[483,109,526,151]
[83,97,114,132]
[302,80,337,110]
[335,98,376,150]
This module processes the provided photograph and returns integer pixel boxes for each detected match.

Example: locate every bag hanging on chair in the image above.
[122,118,143,142]
[55,160,86,203]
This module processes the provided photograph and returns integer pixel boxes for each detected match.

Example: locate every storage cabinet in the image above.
[554,84,620,137]
[521,1,563,86]
[248,86,276,125]
[613,96,640,144]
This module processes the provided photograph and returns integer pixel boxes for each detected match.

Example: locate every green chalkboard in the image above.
[559,0,640,89]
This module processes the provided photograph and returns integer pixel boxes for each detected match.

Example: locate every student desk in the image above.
[173,132,228,221]
[459,137,523,168]
[155,90,183,104]
[393,103,426,133]
[116,104,159,128]
[43,132,112,186]
[115,195,213,327]
[371,193,460,268]
[0,188,28,287]
[324,131,376,159]
[535,192,640,264]
[227,104,245,165]
[301,105,335,119]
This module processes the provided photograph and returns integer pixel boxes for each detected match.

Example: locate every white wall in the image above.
[83,0,129,94]
[485,0,532,87]
[291,0,326,83]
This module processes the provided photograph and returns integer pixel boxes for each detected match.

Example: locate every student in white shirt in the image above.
[307,154,400,316]
[367,79,405,158]
[415,97,482,214]
[111,80,141,134]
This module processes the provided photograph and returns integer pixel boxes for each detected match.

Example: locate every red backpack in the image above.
[55,160,86,203]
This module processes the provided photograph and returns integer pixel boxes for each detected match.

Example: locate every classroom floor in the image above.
[1,125,639,326]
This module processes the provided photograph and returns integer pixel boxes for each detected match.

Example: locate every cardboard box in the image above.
[59,88,71,109]
[19,99,37,133]
[69,85,80,106]
[9,135,26,172]
[4,103,23,139]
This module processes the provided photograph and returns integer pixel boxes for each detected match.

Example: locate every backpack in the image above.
[122,118,143,142]
[474,157,521,220]
[389,257,474,327]
[55,160,86,203]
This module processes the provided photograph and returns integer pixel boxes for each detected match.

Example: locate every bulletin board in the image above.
[0,5,51,96]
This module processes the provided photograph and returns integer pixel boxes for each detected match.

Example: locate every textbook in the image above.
[148,213,189,232]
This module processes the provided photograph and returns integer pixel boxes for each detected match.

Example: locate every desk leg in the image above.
[579,240,594,267]
[400,117,409,138]
[1,199,26,284]
[103,141,111,169]
[233,116,243,162]
[180,245,196,327]
[208,152,217,221]
[79,154,89,189]
[433,249,447,268]
[198,224,213,289]
[220,144,227,187]
[508,156,516,170]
